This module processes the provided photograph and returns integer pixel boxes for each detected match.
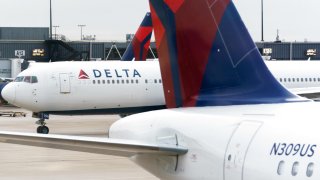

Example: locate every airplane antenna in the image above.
[275,29,281,43]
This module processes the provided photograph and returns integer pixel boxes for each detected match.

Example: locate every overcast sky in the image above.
[0,0,318,42]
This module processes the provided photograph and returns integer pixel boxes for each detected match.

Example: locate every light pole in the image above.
[261,0,264,42]
[78,24,86,40]
[53,25,59,39]
[50,0,53,40]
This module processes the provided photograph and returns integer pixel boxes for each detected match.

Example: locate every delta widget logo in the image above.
[78,69,90,79]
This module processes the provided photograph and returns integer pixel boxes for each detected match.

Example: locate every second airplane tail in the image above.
[122,12,153,61]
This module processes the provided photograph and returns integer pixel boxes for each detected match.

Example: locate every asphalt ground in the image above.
[0,106,159,180]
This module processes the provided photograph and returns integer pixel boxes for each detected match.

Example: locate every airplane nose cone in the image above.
[1,83,16,104]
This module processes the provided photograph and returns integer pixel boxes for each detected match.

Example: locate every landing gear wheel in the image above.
[36,126,42,133]
[37,126,49,134]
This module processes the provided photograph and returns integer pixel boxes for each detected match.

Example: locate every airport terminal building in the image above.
[0,27,320,78]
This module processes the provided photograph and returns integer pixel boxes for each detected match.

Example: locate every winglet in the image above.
[122,12,153,61]
[149,0,306,108]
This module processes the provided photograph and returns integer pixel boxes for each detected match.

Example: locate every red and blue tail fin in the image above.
[122,12,153,61]
[149,0,306,108]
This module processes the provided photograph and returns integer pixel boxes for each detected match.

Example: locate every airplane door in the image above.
[59,73,71,93]
[224,121,262,180]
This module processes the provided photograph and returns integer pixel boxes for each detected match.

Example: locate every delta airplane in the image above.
[0,11,153,104]
[2,0,320,179]
[0,13,158,133]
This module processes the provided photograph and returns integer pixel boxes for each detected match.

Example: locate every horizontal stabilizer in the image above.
[0,131,188,157]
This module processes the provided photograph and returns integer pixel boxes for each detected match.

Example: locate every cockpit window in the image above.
[31,76,38,83]
[14,76,38,83]
[24,76,31,83]
[14,76,24,82]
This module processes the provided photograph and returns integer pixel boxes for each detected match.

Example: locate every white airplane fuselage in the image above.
[2,60,320,114]
[2,61,165,114]
[110,102,320,179]
[266,61,320,89]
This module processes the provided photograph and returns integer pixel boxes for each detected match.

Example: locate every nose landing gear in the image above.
[33,112,50,134]
[36,119,49,134]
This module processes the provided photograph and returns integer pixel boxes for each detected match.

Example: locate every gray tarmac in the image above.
[0,106,159,180]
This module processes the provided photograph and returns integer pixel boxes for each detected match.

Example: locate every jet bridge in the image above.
[46,40,89,61]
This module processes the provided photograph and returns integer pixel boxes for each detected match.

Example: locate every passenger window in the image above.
[284,78,287,82]
[93,80,96,84]
[292,161,299,176]
[277,160,285,175]
[288,78,291,82]
[136,80,139,84]
[292,78,295,82]
[306,162,314,177]
[154,79,157,83]
[318,78,320,82]
[305,78,308,82]
[107,80,110,84]
[159,79,162,84]
[126,80,129,84]
[279,78,282,82]
[314,78,316,82]
[117,80,120,84]
[131,80,134,84]
[309,78,312,82]
[122,80,125,84]
[301,78,303,82]
[98,80,101,84]
[112,80,115,84]
[102,80,105,84]
[297,78,299,82]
